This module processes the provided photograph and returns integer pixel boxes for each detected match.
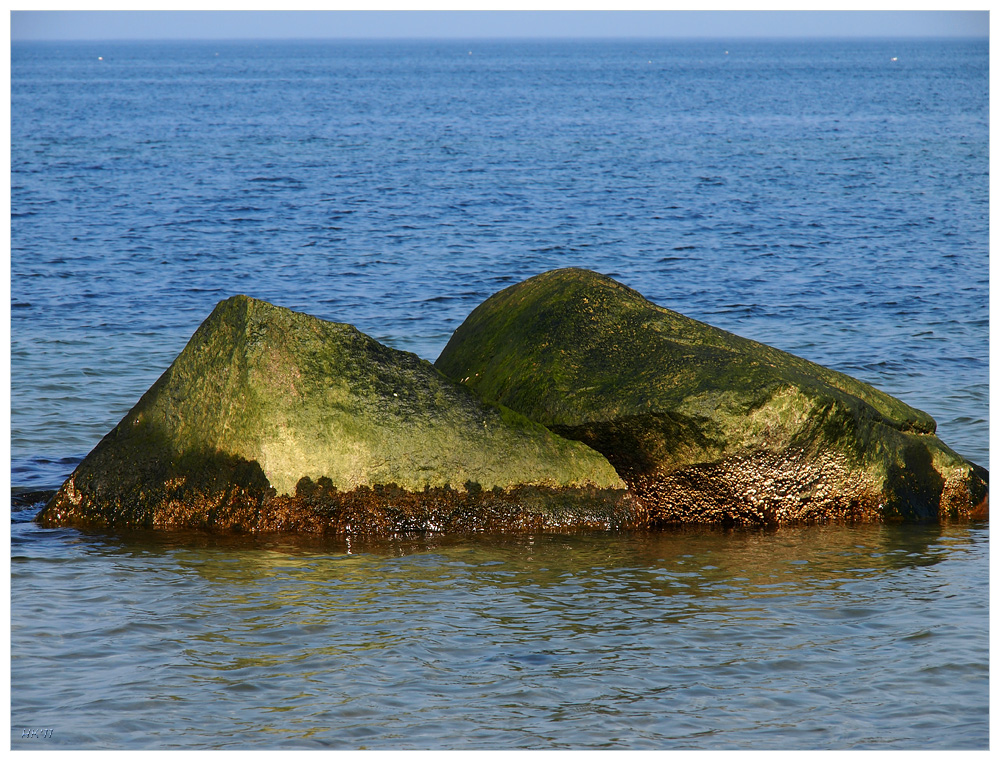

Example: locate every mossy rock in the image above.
[435,268,988,525]
[38,296,631,534]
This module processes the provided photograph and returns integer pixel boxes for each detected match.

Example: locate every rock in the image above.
[38,295,631,534]
[435,268,987,525]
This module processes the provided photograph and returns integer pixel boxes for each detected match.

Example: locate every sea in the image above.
[9,38,989,750]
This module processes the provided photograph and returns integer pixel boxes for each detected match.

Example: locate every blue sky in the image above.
[9,10,990,41]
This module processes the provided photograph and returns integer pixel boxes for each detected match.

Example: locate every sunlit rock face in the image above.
[38,295,631,534]
[435,268,988,526]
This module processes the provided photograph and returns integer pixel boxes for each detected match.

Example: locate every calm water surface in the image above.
[10,39,989,749]
[11,510,990,750]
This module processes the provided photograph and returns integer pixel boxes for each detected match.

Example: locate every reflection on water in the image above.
[11,519,988,749]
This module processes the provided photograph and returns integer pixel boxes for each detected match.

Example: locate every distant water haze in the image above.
[10,10,990,41]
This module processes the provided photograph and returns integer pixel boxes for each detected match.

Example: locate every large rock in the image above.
[38,296,631,534]
[435,268,987,525]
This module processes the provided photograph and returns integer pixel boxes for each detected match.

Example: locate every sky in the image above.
[8,10,991,42]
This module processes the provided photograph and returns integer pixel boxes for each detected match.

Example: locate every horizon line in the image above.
[12,33,989,43]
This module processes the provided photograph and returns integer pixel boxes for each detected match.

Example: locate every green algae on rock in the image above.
[38,295,631,534]
[435,268,988,526]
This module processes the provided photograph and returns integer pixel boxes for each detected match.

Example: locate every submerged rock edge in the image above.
[39,467,638,535]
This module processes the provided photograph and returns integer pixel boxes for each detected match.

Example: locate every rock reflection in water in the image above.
[12,520,986,749]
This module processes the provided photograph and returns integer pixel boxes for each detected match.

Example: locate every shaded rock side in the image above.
[38,295,631,533]
[435,268,988,525]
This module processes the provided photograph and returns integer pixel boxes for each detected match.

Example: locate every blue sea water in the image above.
[10,39,989,749]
